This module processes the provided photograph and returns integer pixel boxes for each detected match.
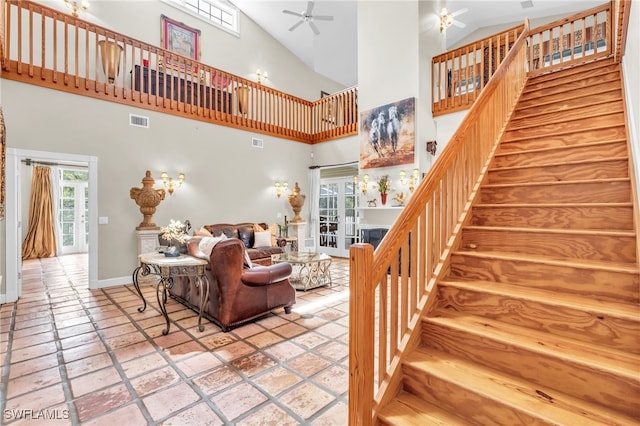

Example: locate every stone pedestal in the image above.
[136,229,161,256]
[287,221,307,252]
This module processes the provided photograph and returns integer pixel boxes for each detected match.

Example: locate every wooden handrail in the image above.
[432,24,525,117]
[0,0,357,144]
[349,18,531,426]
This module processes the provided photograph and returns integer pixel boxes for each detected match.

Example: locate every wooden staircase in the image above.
[377,58,640,425]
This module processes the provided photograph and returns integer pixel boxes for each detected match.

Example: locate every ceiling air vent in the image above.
[129,113,149,128]
[252,138,264,148]
[520,0,534,9]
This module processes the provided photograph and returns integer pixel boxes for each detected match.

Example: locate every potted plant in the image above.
[377,175,390,205]
[160,219,188,257]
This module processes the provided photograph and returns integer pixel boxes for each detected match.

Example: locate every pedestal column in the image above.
[287,221,307,252]
[136,229,161,256]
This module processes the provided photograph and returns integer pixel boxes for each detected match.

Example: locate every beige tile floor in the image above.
[0,254,351,425]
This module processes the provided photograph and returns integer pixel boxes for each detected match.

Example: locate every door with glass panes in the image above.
[318,178,358,257]
[59,169,89,254]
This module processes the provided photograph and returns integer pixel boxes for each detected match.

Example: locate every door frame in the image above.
[317,176,358,257]
[5,148,98,302]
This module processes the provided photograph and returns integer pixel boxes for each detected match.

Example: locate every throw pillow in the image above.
[244,250,253,269]
[253,230,272,248]
[269,223,278,246]
[253,223,265,233]
[195,227,213,237]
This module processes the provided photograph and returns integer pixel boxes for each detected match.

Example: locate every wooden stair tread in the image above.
[525,59,616,85]
[517,83,622,111]
[405,347,639,425]
[463,224,636,238]
[506,107,624,132]
[494,139,627,158]
[450,250,640,274]
[473,202,633,208]
[423,310,640,376]
[488,156,628,172]
[438,278,640,322]
[500,123,624,143]
[378,392,473,426]
[482,177,630,188]
[511,95,622,121]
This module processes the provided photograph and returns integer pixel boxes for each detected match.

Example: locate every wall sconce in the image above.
[399,170,407,185]
[256,68,268,84]
[353,174,369,194]
[440,7,453,32]
[64,0,90,17]
[426,140,438,156]
[275,181,288,198]
[160,172,185,195]
[408,168,420,192]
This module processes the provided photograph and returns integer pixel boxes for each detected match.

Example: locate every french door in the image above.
[59,173,89,254]
[317,177,358,257]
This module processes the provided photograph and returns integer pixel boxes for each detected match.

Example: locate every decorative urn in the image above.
[287,182,306,223]
[130,170,166,230]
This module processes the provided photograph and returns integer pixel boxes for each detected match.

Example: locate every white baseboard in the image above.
[93,276,133,289]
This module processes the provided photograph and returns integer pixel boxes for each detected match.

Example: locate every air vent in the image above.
[252,138,264,148]
[520,0,533,9]
[129,113,149,128]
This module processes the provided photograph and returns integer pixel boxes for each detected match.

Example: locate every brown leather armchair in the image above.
[170,238,295,332]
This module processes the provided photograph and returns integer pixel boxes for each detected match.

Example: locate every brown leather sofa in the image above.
[202,222,284,266]
[170,237,295,331]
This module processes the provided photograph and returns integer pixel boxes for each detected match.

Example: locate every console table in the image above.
[132,65,232,112]
[132,253,209,335]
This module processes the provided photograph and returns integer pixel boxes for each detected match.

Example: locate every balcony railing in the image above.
[1,0,357,144]
[432,2,614,117]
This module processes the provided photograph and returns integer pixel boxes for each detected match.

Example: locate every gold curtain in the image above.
[22,166,57,260]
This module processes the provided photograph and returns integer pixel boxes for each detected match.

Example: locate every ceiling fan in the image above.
[282,1,334,35]
[440,6,468,32]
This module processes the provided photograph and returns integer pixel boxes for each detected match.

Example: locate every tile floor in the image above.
[0,254,351,425]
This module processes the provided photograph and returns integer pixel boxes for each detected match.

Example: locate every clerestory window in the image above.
[164,0,238,35]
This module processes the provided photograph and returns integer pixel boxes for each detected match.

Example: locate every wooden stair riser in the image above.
[436,283,640,353]
[499,126,627,152]
[523,62,620,93]
[487,159,629,184]
[460,227,636,263]
[509,99,622,129]
[378,393,474,426]
[493,141,628,168]
[520,70,620,101]
[502,112,624,141]
[449,253,639,303]
[421,317,640,417]
[512,88,622,120]
[470,205,635,230]
[517,80,622,109]
[400,364,549,426]
[480,180,631,204]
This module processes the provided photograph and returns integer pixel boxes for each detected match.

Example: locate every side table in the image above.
[132,253,209,335]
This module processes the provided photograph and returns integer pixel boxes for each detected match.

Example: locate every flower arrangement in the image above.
[377,175,390,194]
[160,219,188,244]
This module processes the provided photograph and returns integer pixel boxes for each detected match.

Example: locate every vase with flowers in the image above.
[160,219,188,257]
[377,174,390,205]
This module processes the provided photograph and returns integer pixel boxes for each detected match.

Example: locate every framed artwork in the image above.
[161,15,201,70]
[359,97,415,169]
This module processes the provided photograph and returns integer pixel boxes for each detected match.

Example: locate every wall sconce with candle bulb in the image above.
[256,69,268,84]
[353,174,370,194]
[160,172,185,195]
[400,168,420,192]
[274,181,288,198]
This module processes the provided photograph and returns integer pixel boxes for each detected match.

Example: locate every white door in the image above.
[59,171,89,254]
[318,177,358,257]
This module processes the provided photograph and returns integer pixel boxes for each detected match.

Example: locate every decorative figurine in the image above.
[393,192,406,206]
[367,199,377,207]
[130,170,165,230]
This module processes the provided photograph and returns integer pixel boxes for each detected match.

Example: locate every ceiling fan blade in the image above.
[288,20,304,32]
[305,1,314,16]
[452,19,466,28]
[309,20,320,35]
[451,7,468,17]
[282,9,303,17]
[313,15,333,21]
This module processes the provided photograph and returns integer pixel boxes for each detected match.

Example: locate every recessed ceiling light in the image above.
[520,0,534,9]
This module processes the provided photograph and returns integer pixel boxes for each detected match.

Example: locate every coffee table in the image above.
[272,252,332,291]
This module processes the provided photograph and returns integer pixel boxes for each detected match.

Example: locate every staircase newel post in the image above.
[349,243,375,426]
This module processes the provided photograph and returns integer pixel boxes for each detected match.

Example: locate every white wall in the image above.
[622,0,640,206]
